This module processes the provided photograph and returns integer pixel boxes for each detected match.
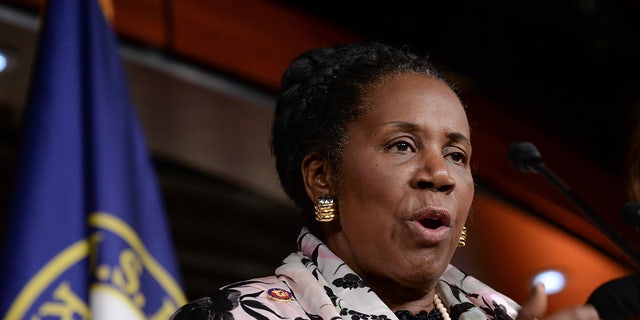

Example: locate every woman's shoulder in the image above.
[170,275,308,320]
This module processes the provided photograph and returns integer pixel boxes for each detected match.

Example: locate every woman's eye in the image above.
[447,152,467,164]
[386,140,415,153]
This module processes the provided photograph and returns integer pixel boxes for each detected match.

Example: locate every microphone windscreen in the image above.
[621,202,640,229]
[508,141,542,173]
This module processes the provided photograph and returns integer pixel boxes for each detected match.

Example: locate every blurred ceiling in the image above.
[283,0,640,174]
[1,0,639,313]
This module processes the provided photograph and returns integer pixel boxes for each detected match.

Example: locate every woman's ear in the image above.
[301,152,332,202]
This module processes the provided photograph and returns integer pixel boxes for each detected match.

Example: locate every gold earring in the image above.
[315,195,337,222]
[458,226,467,247]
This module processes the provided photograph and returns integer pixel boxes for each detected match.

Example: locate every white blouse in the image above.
[171,228,520,320]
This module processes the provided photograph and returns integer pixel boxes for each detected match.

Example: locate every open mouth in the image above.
[419,217,445,229]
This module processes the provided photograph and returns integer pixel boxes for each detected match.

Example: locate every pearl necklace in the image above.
[433,293,450,320]
[393,293,450,320]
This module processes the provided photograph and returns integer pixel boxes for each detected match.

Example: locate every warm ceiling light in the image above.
[532,269,566,294]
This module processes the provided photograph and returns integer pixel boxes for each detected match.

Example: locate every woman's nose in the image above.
[411,154,455,193]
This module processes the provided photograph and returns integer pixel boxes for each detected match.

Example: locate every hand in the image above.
[516,283,600,320]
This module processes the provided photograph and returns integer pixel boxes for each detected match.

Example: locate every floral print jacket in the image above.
[170,228,520,320]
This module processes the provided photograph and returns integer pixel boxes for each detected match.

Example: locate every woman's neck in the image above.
[386,293,437,314]
[364,276,439,314]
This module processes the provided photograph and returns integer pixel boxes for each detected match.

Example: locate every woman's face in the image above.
[325,73,474,292]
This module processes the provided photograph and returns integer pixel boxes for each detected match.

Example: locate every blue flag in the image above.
[0,1,187,318]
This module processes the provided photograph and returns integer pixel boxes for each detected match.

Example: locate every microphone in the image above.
[622,201,640,230]
[508,141,542,173]
[508,141,589,218]
[508,141,640,267]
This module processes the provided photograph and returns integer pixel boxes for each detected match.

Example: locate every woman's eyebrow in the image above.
[383,121,471,146]
[447,132,471,146]
[383,121,419,130]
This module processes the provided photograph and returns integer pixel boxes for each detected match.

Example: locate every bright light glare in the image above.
[0,51,6,72]
[533,270,566,294]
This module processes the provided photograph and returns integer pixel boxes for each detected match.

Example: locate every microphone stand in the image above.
[530,158,640,269]
[534,163,640,266]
